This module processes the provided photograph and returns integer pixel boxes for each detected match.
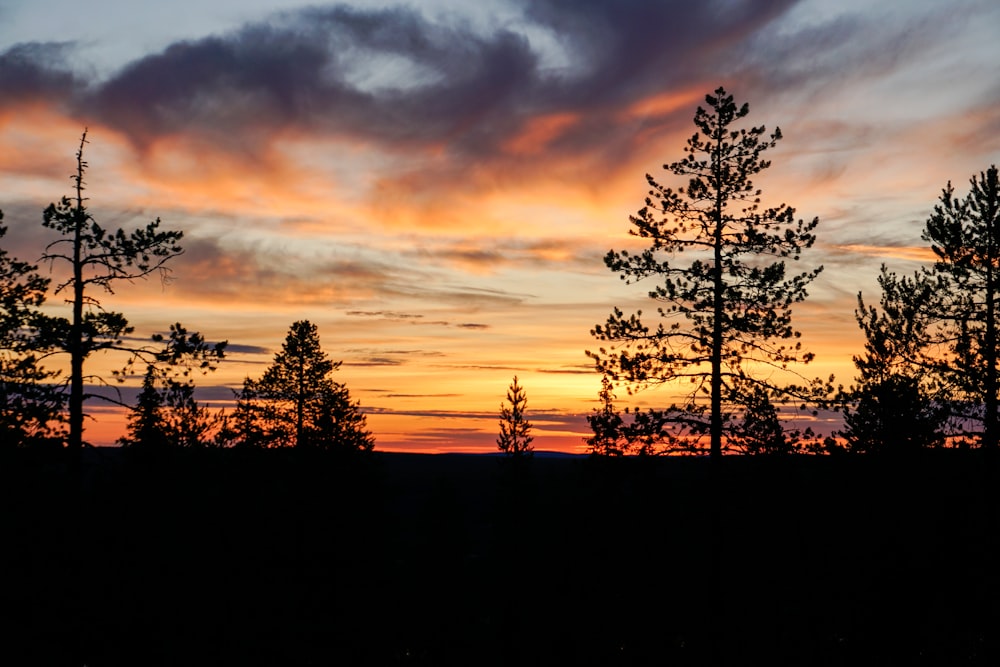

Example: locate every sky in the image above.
[1,0,998,452]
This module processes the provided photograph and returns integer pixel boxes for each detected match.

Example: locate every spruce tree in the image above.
[0,214,64,446]
[255,320,372,449]
[119,366,168,449]
[497,376,533,458]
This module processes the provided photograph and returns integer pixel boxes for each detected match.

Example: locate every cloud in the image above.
[344,347,445,357]
[73,5,540,153]
[1,2,806,168]
[406,236,607,274]
[344,357,405,367]
[346,310,425,320]
[421,284,533,308]
[8,0,994,234]
[85,382,240,406]
[223,343,270,355]
[0,42,81,106]
[366,406,498,420]
[537,365,593,375]
[340,347,451,368]
[958,94,1000,152]
[518,0,797,97]
[345,310,489,329]
[432,363,523,372]
[830,243,937,264]
[166,235,427,306]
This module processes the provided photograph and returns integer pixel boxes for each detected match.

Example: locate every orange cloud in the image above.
[503,112,581,155]
[833,244,937,263]
[621,86,705,120]
[0,105,100,193]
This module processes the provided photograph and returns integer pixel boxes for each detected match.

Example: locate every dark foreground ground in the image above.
[2,447,999,666]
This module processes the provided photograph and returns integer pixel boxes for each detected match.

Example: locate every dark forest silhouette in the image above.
[1,448,998,665]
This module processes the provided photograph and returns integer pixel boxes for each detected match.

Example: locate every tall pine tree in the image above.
[40,131,184,449]
[589,88,827,458]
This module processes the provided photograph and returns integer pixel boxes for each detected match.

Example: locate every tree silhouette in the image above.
[39,131,184,449]
[855,166,1000,449]
[841,274,946,451]
[255,320,372,450]
[0,213,64,447]
[588,87,826,458]
[312,382,375,453]
[924,165,1000,448]
[118,323,226,448]
[842,375,946,453]
[497,375,533,458]
[216,377,267,448]
[729,384,790,455]
[119,366,169,449]
[586,375,627,456]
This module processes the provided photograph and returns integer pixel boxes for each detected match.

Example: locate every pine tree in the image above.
[255,320,372,449]
[853,165,1000,449]
[497,376,533,458]
[841,271,946,452]
[313,383,374,452]
[216,377,268,448]
[0,212,64,447]
[586,375,627,456]
[119,366,168,449]
[589,87,827,459]
[118,324,226,448]
[39,131,184,449]
[729,384,789,455]
[924,165,1000,448]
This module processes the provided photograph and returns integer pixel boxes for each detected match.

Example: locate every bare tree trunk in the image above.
[67,140,87,451]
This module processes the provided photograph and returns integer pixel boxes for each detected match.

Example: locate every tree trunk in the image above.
[709,130,725,461]
[67,164,86,451]
[984,174,999,451]
[296,358,305,448]
[985,275,997,451]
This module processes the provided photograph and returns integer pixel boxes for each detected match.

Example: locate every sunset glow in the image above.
[2,0,998,451]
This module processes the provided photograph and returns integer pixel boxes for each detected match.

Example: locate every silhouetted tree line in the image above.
[0,132,371,452]
[2,91,999,457]
[3,441,995,665]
